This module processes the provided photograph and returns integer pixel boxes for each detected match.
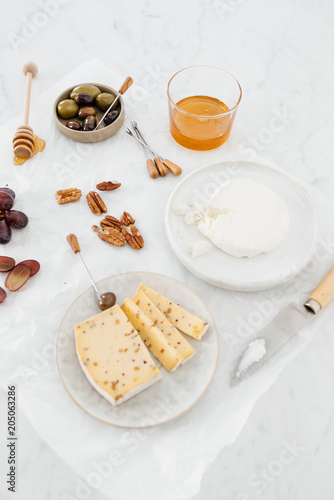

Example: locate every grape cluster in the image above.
[0,188,29,244]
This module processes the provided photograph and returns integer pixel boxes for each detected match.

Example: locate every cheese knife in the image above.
[230,267,334,386]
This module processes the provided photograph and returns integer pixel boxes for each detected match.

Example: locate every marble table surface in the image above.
[1,0,334,498]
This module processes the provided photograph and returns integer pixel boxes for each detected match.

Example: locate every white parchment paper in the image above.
[0,60,333,500]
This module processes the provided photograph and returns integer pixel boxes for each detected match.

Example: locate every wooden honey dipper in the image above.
[13,61,38,159]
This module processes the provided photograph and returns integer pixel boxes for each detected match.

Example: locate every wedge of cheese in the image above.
[136,284,209,340]
[133,290,195,362]
[121,298,183,372]
[75,304,161,406]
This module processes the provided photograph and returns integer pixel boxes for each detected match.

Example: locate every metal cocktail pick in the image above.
[95,77,133,130]
[66,234,116,311]
[126,127,182,176]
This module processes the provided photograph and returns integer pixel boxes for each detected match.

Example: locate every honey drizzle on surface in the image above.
[14,135,45,165]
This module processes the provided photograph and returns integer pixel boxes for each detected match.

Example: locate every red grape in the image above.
[0,256,15,271]
[0,287,6,303]
[0,192,14,211]
[5,210,28,229]
[19,259,40,276]
[0,220,11,244]
[0,188,15,200]
[5,263,31,291]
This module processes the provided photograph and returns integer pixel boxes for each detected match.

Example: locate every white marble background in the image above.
[0,0,334,498]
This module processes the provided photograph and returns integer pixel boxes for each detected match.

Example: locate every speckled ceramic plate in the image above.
[56,272,219,428]
[165,161,319,291]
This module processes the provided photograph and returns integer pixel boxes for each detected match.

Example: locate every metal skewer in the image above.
[95,77,133,130]
[131,121,158,179]
[132,121,152,159]
[132,121,168,177]
[126,128,182,176]
[66,234,116,311]
[126,128,162,157]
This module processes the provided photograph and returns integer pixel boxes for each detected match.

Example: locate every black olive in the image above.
[104,110,119,126]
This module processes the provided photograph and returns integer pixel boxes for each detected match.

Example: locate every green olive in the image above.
[57,99,79,119]
[70,85,101,100]
[96,93,116,111]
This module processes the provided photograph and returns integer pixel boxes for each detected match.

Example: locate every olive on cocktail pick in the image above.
[98,292,117,311]
[104,110,119,126]
[66,234,116,311]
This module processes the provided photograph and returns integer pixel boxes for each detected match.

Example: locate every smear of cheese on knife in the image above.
[136,284,209,340]
[75,304,161,406]
[133,290,195,362]
[121,298,183,372]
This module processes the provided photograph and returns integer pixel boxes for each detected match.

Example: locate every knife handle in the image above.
[305,267,334,313]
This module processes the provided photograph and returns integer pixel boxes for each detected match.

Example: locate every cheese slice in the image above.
[75,304,161,406]
[136,284,209,340]
[121,298,183,372]
[133,290,195,362]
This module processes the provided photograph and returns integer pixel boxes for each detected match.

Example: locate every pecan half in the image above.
[120,211,135,226]
[96,181,121,191]
[98,228,126,247]
[86,191,107,215]
[122,225,144,249]
[100,215,123,232]
[55,188,81,204]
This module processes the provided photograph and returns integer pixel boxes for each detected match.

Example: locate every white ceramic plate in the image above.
[56,272,219,428]
[165,162,319,291]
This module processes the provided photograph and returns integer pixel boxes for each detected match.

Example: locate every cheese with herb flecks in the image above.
[75,304,161,406]
[136,284,209,340]
[121,298,183,372]
[133,290,195,362]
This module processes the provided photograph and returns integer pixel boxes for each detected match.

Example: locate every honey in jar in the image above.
[169,95,234,151]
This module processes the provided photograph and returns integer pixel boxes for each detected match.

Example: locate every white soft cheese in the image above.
[188,240,212,257]
[172,204,188,216]
[196,179,290,258]
[236,338,266,378]
[184,204,205,226]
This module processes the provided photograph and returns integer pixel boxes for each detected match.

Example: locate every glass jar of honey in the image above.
[167,66,242,151]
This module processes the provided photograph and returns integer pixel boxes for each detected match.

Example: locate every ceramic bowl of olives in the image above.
[53,83,125,143]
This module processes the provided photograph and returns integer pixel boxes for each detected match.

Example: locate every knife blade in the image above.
[230,266,334,386]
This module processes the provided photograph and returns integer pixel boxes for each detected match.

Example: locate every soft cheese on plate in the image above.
[75,304,161,406]
[188,240,212,257]
[121,298,183,372]
[137,284,209,340]
[197,179,290,258]
[133,290,195,362]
